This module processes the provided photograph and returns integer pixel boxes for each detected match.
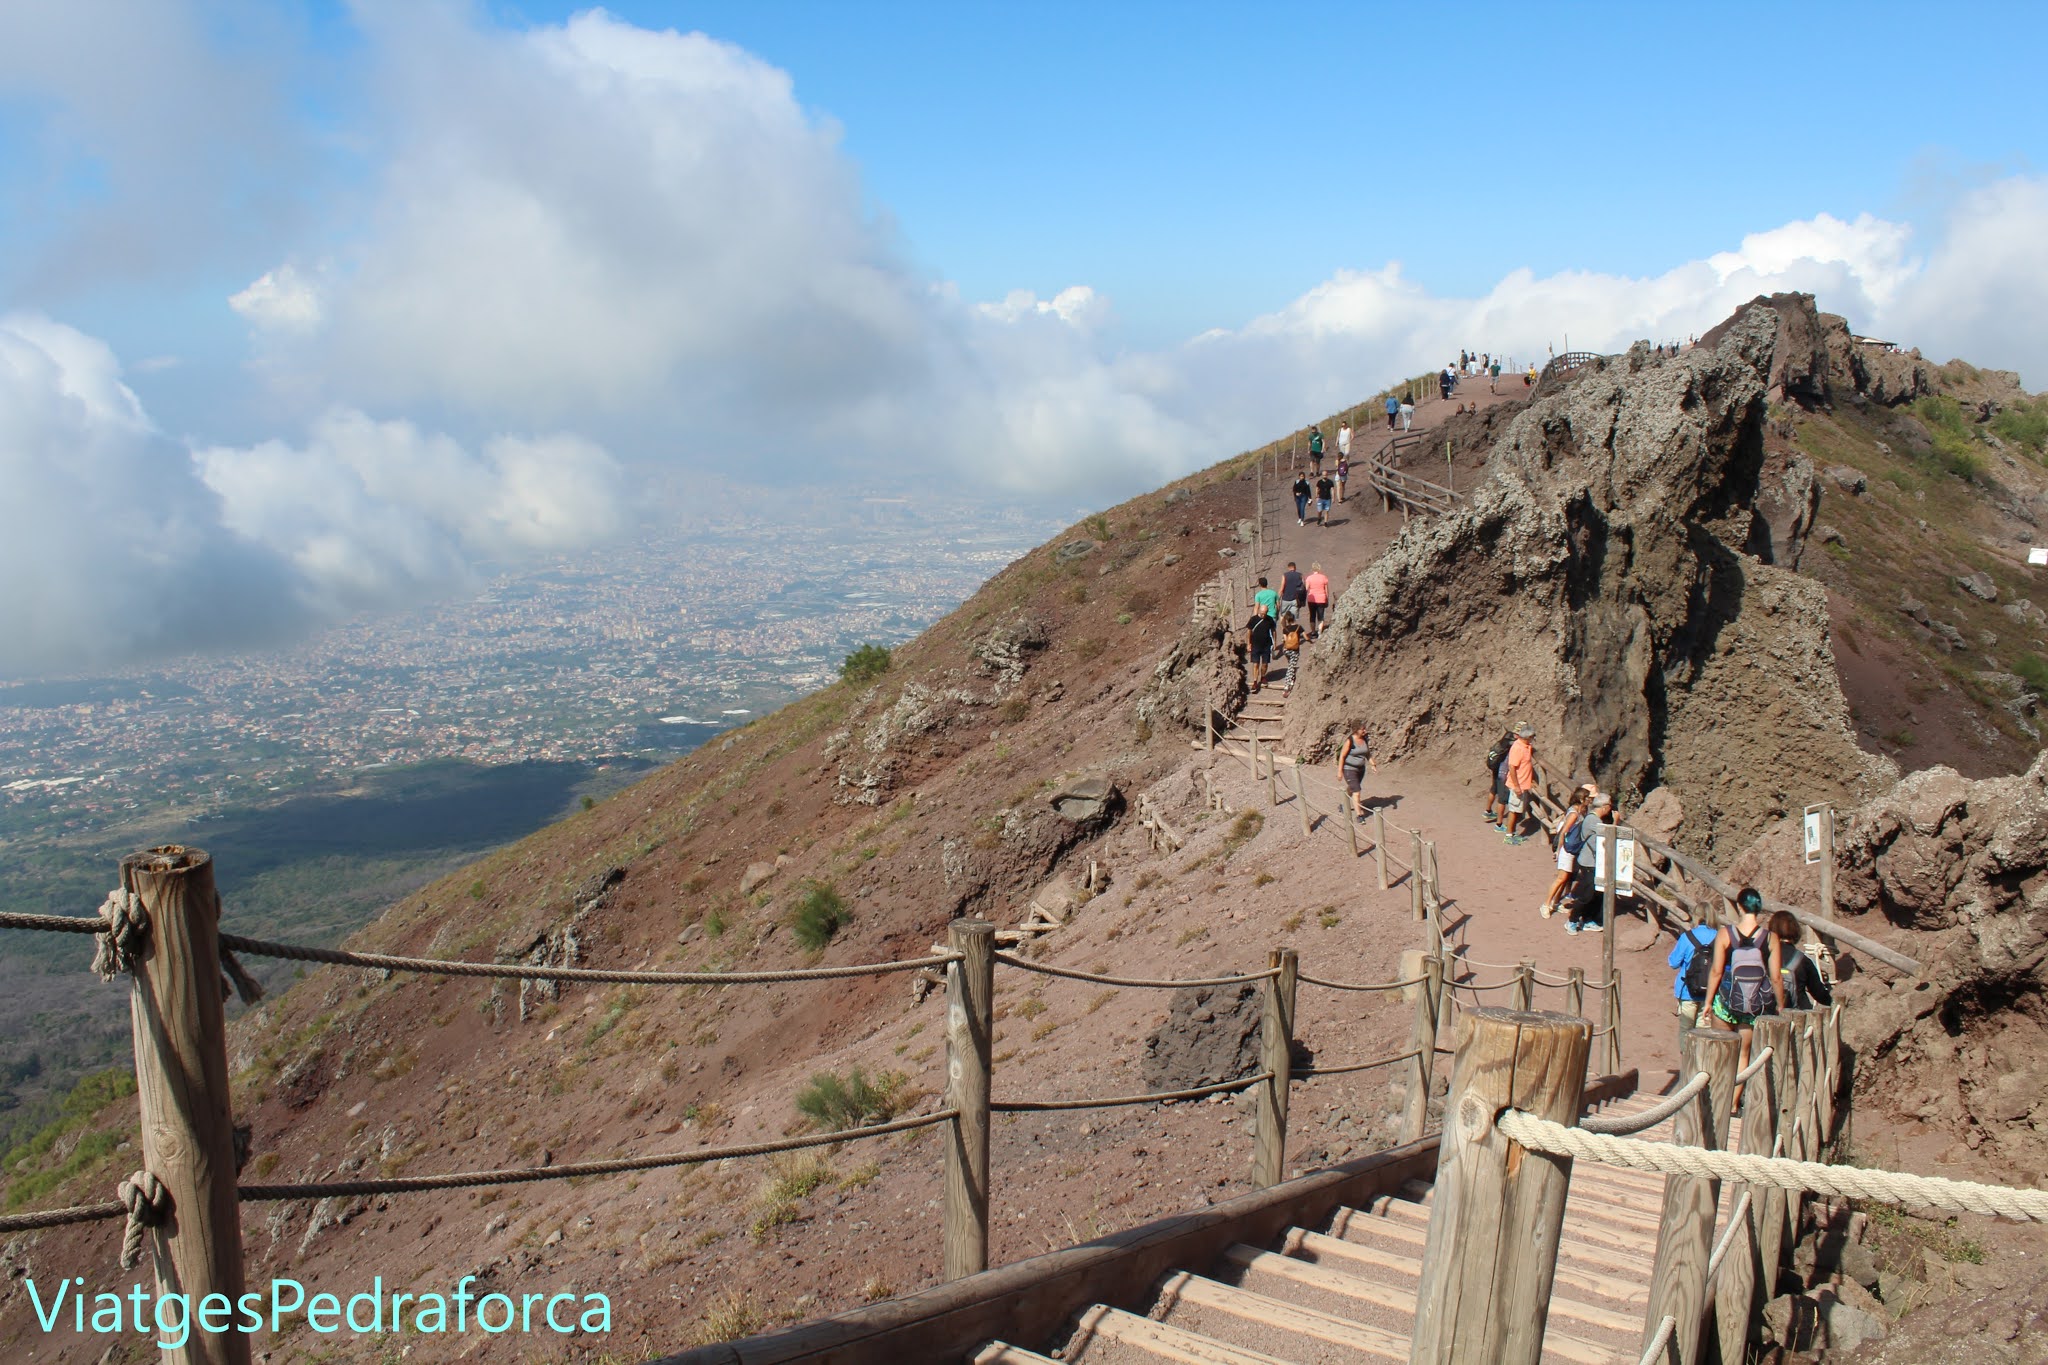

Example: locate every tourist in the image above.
[1308,426,1325,476]
[1768,910,1834,1010]
[1292,472,1312,526]
[1563,792,1617,933]
[1253,576,1279,620]
[1244,603,1277,693]
[1304,562,1331,640]
[1482,726,1516,828]
[1384,393,1400,430]
[1700,887,1787,1091]
[1399,394,1414,431]
[1279,612,1304,695]
[1337,724,1378,819]
[1439,367,1455,402]
[1489,358,1502,393]
[1334,454,1349,504]
[1667,917,1722,1055]
[1525,363,1537,387]
[1336,422,1351,467]
[1540,786,1593,918]
[1502,723,1537,844]
[1280,560,1307,622]
[1314,471,1335,526]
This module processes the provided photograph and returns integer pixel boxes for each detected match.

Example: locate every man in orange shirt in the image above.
[1504,723,1538,845]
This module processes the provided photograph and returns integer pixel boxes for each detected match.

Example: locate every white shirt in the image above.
[1337,426,1351,455]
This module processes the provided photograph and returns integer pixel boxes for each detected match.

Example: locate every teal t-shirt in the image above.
[1309,431,1324,455]
[1254,589,1279,617]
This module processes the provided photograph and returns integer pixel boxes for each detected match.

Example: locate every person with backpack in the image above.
[1701,887,1787,1095]
[1768,910,1834,1010]
[1667,917,1722,1058]
[1308,426,1325,476]
[1564,792,1617,932]
[1384,393,1400,430]
[1501,723,1537,844]
[1337,724,1378,820]
[1244,603,1277,693]
[1280,561,1307,622]
[1482,727,1516,828]
[1278,612,1305,695]
[1540,786,1593,918]
[1292,472,1312,526]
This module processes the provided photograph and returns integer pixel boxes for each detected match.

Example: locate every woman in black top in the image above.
[1767,910,1834,1009]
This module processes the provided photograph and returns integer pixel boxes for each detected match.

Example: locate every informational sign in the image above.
[2030,547,2048,567]
[1593,827,1636,893]
[1803,804,1829,865]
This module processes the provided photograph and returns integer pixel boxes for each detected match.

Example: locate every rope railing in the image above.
[1493,1111,2048,1221]
[1296,971,1426,993]
[237,1109,957,1201]
[1446,975,1519,994]
[991,952,1277,990]
[220,933,961,985]
[990,1075,1268,1114]
[1703,1188,1754,1282]
[0,911,104,935]
[1580,1072,1707,1135]
[0,1200,128,1232]
[1734,1046,1773,1085]
[1294,1049,1420,1080]
[1638,1314,1679,1365]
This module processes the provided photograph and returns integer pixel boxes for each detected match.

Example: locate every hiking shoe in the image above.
[1564,921,1584,934]
[1505,834,1525,846]
[1539,902,1555,919]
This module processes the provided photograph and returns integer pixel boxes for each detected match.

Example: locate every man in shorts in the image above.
[1253,576,1279,620]
[1280,561,1307,622]
[1308,426,1325,476]
[1314,472,1335,525]
[1303,563,1330,640]
[1502,723,1537,844]
[1244,604,1277,693]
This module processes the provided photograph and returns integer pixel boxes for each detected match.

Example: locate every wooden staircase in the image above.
[974,1091,1730,1365]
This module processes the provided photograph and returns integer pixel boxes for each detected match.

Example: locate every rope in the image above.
[1294,1049,1420,1079]
[1580,1073,1708,1135]
[1736,1047,1773,1085]
[1448,976,1517,994]
[991,1075,1269,1112]
[220,933,961,985]
[1493,1112,2048,1221]
[116,1171,169,1270]
[1639,1314,1678,1365]
[95,892,150,981]
[239,1110,957,1201]
[1705,1188,1754,1281]
[991,953,1277,990]
[0,911,104,935]
[1296,972,1425,993]
[0,1200,127,1233]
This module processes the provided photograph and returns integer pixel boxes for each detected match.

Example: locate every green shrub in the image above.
[795,1067,908,1131]
[840,644,892,687]
[1992,398,2048,455]
[2017,655,2048,695]
[790,883,850,950]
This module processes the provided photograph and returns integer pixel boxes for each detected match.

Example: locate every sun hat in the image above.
[1514,723,1536,738]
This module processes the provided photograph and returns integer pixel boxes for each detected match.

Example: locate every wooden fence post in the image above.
[1374,810,1390,890]
[1512,960,1535,1012]
[1345,803,1360,858]
[1410,831,1426,921]
[1291,763,1313,835]
[1604,980,1624,1076]
[1252,948,1298,1188]
[1267,750,1279,806]
[1204,707,1213,758]
[1402,954,1443,1142]
[1247,733,1260,781]
[1411,1008,1591,1365]
[1799,1010,1823,1161]
[1426,839,1442,911]
[1780,1010,1813,1254]
[943,919,995,1279]
[1743,1016,1792,1338]
[1564,967,1584,1019]
[1641,1027,1741,1365]
[1820,1004,1842,1146]
[121,846,251,1365]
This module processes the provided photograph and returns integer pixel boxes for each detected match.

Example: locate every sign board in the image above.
[1592,827,1636,893]
[2030,547,2048,566]
[1803,804,1830,865]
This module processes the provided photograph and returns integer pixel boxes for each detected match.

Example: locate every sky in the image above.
[1,0,2045,678]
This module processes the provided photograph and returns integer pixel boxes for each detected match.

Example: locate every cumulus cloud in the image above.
[0,314,620,677]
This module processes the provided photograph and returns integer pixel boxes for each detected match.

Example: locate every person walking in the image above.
[1768,910,1834,1010]
[1384,393,1400,430]
[1280,560,1307,622]
[1279,611,1304,695]
[1439,367,1454,402]
[1334,454,1349,504]
[1253,575,1279,620]
[1337,724,1378,819]
[1244,603,1277,693]
[1564,792,1617,933]
[1502,723,1537,844]
[1540,786,1593,918]
[1292,472,1312,526]
[1525,363,1537,388]
[1304,562,1330,640]
[1482,725,1516,828]
[1308,426,1325,476]
[1700,887,1787,1094]
[1489,358,1502,393]
[1314,471,1335,526]
[1336,422,1351,467]
[1399,394,1414,431]
[1667,917,1722,1055]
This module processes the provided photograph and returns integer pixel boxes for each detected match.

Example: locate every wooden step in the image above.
[1307,1218,1647,1303]
[1072,1304,1291,1365]
[1155,1272,1407,1362]
[973,1344,1060,1365]
[1336,1202,1650,1279]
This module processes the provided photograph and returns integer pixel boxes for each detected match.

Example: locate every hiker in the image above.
[1337,724,1378,819]
[1292,471,1312,526]
[1304,562,1331,640]
[1244,603,1277,693]
[1769,910,1834,1010]
[1481,725,1516,827]
[1540,785,1594,918]
[1336,422,1351,466]
[1667,916,1722,1056]
[1700,887,1787,1090]
[1314,471,1335,525]
[1280,560,1307,622]
[1334,454,1349,503]
[1525,363,1537,387]
[1279,611,1304,695]
[1253,575,1279,620]
[1489,358,1502,392]
[1501,723,1537,843]
[1399,394,1414,430]
[1384,393,1399,430]
[1563,792,1617,933]
[1439,367,1454,402]
[1308,426,1325,475]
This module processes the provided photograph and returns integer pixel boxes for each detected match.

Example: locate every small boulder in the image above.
[1813,523,1845,545]
[1048,776,1119,824]
[1055,538,1097,563]
[739,861,778,896]
[1632,787,1684,845]
[1827,465,1868,494]
[1957,570,1999,601]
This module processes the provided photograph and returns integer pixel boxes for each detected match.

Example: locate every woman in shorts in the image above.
[1336,725,1378,820]
[1540,786,1593,919]
[1700,887,1787,1098]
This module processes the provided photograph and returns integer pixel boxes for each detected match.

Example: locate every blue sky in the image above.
[2,0,2046,675]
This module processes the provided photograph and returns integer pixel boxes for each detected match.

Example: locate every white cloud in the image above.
[0,313,621,677]
[228,266,324,333]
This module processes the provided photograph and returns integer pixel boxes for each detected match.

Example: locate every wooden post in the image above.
[1252,948,1298,1188]
[120,846,251,1365]
[1345,803,1359,857]
[1374,810,1390,890]
[1800,1010,1824,1161]
[1564,967,1584,1019]
[1749,1016,1793,1311]
[1411,1008,1591,1365]
[1426,840,1443,912]
[1203,707,1213,758]
[1291,763,1313,835]
[1247,732,1260,781]
[1402,954,1443,1142]
[943,919,995,1279]
[1641,1027,1741,1365]
[1600,825,1619,1030]
[1779,1010,1813,1255]
[1266,750,1279,807]
[1512,960,1535,1012]
[1606,980,1623,1076]
[1410,830,1426,922]
[1820,1004,1842,1146]
[1818,806,1836,921]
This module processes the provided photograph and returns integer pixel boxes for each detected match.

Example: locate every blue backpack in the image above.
[1561,815,1589,857]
